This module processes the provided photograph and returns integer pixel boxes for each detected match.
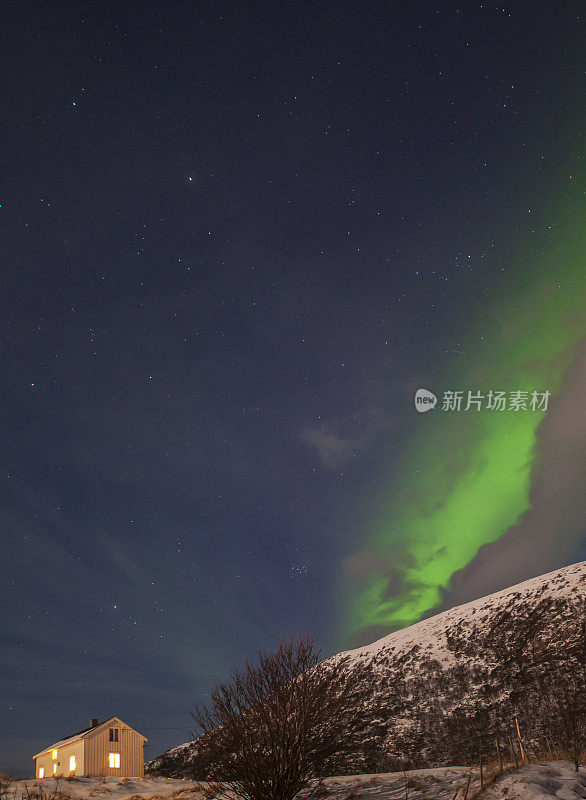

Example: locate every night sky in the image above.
[2,0,585,776]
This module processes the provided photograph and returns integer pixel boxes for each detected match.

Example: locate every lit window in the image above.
[69,755,76,772]
[52,749,58,760]
[53,764,57,774]
[108,753,120,768]
[39,768,45,779]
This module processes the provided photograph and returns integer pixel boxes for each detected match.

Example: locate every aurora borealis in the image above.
[2,0,585,776]
[347,163,586,641]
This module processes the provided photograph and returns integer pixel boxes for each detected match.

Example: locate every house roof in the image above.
[33,717,147,759]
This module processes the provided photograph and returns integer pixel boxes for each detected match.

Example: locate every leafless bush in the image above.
[524,608,586,771]
[0,776,13,800]
[542,673,586,771]
[190,634,348,800]
[312,781,329,798]
[406,775,424,791]
[17,781,72,800]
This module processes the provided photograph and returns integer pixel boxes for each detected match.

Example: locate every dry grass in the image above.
[406,775,425,791]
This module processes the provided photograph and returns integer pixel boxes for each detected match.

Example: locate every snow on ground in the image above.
[4,762,585,800]
[334,561,586,671]
[482,762,586,800]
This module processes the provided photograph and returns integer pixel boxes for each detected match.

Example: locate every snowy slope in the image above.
[483,762,586,800]
[6,762,586,800]
[147,561,586,776]
[336,560,586,666]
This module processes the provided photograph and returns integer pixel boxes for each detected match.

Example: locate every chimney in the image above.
[90,718,99,728]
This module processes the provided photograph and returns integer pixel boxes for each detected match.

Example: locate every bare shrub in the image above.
[190,634,348,800]
[18,781,72,800]
[0,776,13,800]
[312,781,329,798]
[406,775,424,791]
[543,673,586,771]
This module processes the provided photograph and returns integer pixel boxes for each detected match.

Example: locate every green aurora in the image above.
[348,164,586,639]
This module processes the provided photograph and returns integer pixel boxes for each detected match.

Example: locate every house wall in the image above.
[84,721,145,777]
[35,739,85,778]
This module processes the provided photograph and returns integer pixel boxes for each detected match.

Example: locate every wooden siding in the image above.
[35,739,84,778]
[84,719,146,777]
[34,719,146,778]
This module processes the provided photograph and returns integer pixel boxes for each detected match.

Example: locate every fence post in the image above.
[515,717,527,764]
[508,734,519,769]
[495,737,503,775]
[480,753,484,789]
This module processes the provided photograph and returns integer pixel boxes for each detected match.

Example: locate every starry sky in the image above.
[1,0,585,776]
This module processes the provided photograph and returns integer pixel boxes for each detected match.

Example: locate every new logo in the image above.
[415,388,437,412]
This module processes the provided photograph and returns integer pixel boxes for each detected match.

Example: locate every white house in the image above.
[33,717,148,778]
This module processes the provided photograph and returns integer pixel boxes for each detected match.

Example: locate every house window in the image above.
[108,728,119,742]
[53,764,57,775]
[39,768,45,779]
[69,755,76,772]
[52,749,58,760]
[108,753,120,768]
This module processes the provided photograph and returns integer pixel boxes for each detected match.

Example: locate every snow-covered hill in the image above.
[7,763,586,800]
[337,559,586,667]
[147,561,586,776]
[6,763,586,800]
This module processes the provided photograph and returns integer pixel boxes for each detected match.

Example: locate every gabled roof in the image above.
[33,717,147,759]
